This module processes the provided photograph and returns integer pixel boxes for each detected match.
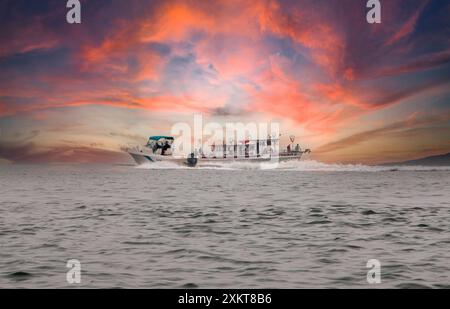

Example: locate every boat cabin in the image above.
[146,136,174,155]
[202,138,281,159]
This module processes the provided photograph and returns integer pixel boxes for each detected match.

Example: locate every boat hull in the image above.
[128,150,303,166]
[128,151,188,165]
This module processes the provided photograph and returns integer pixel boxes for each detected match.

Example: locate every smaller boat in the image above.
[127,136,196,166]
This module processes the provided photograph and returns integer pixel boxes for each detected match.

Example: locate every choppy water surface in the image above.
[0,161,449,288]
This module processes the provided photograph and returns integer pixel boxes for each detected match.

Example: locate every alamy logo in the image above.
[170,114,281,164]
[66,0,81,24]
[366,0,381,24]
[366,259,381,284]
[66,259,81,284]
[65,1,379,25]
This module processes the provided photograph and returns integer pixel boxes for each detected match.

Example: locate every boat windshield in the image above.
[147,136,173,144]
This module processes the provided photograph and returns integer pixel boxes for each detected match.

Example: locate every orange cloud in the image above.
[258,1,345,75]
[314,112,450,163]
[385,0,429,47]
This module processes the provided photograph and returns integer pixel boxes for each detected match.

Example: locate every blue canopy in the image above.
[148,136,174,141]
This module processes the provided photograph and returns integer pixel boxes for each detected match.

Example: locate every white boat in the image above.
[127,136,310,167]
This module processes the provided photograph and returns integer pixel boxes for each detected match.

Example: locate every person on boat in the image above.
[161,140,171,155]
[295,144,300,152]
[267,135,272,146]
[287,144,291,153]
[152,142,160,153]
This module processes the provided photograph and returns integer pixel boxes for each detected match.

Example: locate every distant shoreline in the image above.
[383,153,450,166]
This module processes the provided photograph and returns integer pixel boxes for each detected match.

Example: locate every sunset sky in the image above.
[0,0,449,164]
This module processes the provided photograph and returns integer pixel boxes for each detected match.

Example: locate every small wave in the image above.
[7,271,33,281]
[395,282,432,289]
[361,210,377,215]
[181,283,199,288]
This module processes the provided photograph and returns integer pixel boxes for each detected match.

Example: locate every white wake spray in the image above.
[136,160,450,172]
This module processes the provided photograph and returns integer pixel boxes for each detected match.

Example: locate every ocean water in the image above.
[0,161,449,288]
